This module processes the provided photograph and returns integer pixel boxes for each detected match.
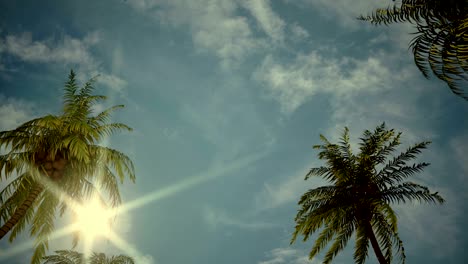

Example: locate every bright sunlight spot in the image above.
[74,198,113,240]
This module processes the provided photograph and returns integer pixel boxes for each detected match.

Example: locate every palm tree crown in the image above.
[0,70,135,264]
[42,249,135,264]
[359,0,468,100]
[290,123,444,264]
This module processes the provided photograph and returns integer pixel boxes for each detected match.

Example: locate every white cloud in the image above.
[295,0,384,29]
[203,206,276,230]
[259,247,316,264]
[0,31,126,92]
[242,0,286,43]
[0,95,38,131]
[0,32,96,66]
[127,0,264,68]
[395,186,461,258]
[451,134,468,175]
[254,52,394,113]
[289,23,309,41]
[255,166,328,211]
[134,254,156,264]
[127,0,311,68]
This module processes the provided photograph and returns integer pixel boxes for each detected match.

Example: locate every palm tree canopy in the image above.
[359,0,468,100]
[291,123,444,264]
[42,249,135,264]
[0,70,136,264]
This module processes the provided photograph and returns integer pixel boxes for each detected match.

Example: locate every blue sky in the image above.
[0,0,467,263]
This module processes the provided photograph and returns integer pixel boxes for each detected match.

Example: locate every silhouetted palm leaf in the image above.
[359,0,468,100]
[291,124,444,264]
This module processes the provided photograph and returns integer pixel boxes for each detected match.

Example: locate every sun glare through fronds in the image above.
[73,198,113,241]
[0,150,267,263]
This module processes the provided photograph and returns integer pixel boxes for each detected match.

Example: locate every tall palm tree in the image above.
[359,0,468,100]
[42,249,135,264]
[0,71,135,264]
[290,123,444,264]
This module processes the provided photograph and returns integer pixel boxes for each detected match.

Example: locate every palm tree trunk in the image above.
[0,184,43,240]
[366,221,388,264]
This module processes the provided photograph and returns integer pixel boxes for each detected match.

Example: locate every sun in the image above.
[73,198,113,241]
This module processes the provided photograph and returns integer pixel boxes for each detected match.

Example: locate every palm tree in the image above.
[42,249,135,264]
[0,70,135,264]
[359,0,468,100]
[290,123,444,264]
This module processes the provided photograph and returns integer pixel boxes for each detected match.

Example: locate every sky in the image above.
[0,0,467,263]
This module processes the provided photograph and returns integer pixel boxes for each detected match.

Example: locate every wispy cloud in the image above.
[451,134,468,175]
[0,31,98,65]
[127,0,264,68]
[294,0,383,29]
[0,95,38,131]
[395,186,461,258]
[203,206,276,230]
[242,0,285,43]
[0,31,126,92]
[258,247,316,264]
[133,254,156,264]
[254,52,396,113]
[254,166,327,211]
[126,0,310,69]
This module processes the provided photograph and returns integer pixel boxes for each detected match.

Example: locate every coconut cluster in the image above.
[34,151,68,181]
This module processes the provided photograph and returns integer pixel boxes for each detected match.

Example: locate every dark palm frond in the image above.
[322,215,356,264]
[108,255,135,264]
[0,175,34,226]
[376,141,431,184]
[305,166,333,180]
[359,0,468,100]
[381,162,430,185]
[313,141,354,183]
[88,105,125,127]
[43,250,134,264]
[382,182,445,204]
[372,210,406,264]
[353,225,370,264]
[292,124,443,264]
[373,131,401,165]
[43,250,84,264]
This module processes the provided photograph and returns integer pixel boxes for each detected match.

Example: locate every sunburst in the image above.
[0,150,267,262]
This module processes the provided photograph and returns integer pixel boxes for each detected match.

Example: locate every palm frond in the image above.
[305,166,333,181]
[322,218,355,264]
[353,225,369,264]
[43,250,84,264]
[92,146,136,183]
[359,0,468,100]
[88,105,125,127]
[382,182,445,204]
[93,123,133,139]
[293,124,443,264]
[0,70,135,262]
[111,255,135,264]
[376,141,431,183]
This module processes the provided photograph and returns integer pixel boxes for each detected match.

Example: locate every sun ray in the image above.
[114,150,268,215]
[1,150,268,261]
[106,231,145,261]
[0,224,77,260]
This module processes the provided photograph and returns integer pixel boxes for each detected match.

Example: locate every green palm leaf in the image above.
[291,123,443,264]
[0,70,135,264]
